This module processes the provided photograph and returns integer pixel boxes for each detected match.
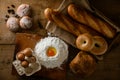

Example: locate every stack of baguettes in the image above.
[44,4,117,39]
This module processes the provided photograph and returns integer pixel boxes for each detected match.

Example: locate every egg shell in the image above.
[23,48,33,57]
[17,52,25,61]
[21,60,29,68]
[27,56,36,63]
[25,67,33,74]
[29,63,39,70]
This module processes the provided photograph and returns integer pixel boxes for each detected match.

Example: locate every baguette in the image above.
[67,4,117,38]
[44,8,100,37]
[44,8,54,21]
[52,11,81,36]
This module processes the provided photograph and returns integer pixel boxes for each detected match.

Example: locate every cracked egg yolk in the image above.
[47,47,56,57]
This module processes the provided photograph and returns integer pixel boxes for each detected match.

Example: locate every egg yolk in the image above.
[47,47,56,57]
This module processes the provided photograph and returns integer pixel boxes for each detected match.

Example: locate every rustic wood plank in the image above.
[0,0,20,44]
[0,44,18,80]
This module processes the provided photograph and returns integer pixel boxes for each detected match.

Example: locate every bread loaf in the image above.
[70,51,96,77]
[68,4,116,38]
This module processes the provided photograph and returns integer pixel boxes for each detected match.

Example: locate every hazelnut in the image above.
[21,60,29,68]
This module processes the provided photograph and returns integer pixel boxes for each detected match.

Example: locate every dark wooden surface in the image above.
[0,0,120,80]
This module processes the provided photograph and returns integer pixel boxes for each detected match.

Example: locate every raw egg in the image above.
[47,47,56,57]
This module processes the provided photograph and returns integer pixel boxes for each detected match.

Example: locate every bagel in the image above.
[90,36,108,55]
[76,33,94,51]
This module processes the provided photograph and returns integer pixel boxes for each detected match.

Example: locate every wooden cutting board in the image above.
[0,44,18,80]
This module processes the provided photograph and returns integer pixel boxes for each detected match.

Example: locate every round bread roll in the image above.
[20,16,32,29]
[90,36,108,55]
[70,51,96,77]
[76,33,94,51]
[6,17,20,32]
[16,4,31,17]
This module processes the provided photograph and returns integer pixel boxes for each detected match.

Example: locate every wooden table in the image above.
[0,0,120,80]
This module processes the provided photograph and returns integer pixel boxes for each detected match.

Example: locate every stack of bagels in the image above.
[44,3,116,77]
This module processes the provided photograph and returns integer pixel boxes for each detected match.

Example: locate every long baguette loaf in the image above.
[44,8,100,37]
[67,4,117,38]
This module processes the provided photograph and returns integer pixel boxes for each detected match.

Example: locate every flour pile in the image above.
[34,37,68,69]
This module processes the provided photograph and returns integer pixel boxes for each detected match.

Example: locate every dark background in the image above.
[89,0,120,27]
